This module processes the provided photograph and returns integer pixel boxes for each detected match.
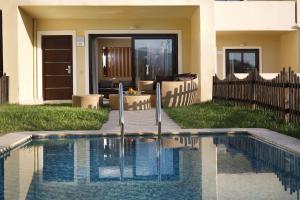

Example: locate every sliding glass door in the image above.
[89,34,178,93]
[133,35,177,83]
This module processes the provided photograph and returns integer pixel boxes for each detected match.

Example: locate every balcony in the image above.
[215,1,296,31]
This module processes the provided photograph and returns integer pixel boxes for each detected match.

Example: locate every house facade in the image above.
[0,0,299,104]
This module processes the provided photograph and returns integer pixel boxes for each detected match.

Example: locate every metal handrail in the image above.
[157,134,162,182]
[119,83,124,126]
[156,83,162,181]
[156,82,162,136]
[119,83,125,181]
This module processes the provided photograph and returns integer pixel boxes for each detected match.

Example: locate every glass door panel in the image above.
[133,36,177,84]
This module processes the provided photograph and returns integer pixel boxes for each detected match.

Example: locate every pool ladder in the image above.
[118,82,162,136]
[118,82,162,181]
[156,83,162,182]
[119,83,125,133]
[118,83,125,181]
[156,82,162,137]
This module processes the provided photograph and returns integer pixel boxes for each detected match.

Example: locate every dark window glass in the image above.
[226,49,259,76]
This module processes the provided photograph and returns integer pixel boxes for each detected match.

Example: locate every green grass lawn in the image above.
[0,104,109,135]
[165,102,300,139]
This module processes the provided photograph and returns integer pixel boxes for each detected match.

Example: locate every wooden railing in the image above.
[0,73,9,104]
[213,68,300,124]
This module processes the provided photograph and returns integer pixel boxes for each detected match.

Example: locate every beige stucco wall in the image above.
[18,0,202,6]
[280,31,300,72]
[216,31,300,78]
[0,1,35,103]
[215,1,296,31]
[1,0,299,103]
[190,3,217,102]
[199,1,216,102]
[190,7,201,99]
[18,9,34,104]
[0,0,211,103]
[0,0,19,103]
[216,32,282,77]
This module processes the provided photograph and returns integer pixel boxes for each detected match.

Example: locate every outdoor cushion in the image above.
[175,73,197,81]
[119,80,133,89]
[99,80,113,88]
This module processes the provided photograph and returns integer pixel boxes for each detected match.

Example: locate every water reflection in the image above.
[214,136,300,199]
[89,138,180,182]
[0,135,299,200]
[43,143,74,182]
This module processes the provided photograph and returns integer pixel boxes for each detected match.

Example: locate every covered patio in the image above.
[7,2,216,104]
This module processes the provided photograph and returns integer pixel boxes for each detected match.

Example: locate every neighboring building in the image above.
[0,0,299,104]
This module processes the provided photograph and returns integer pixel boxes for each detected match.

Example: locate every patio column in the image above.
[191,1,216,102]
[0,0,19,103]
[200,0,217,102]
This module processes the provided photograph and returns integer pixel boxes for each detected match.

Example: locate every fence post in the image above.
[284,68,290,123]
[0,73,9,104]
[6,74,9,103]
[212,75,215,103]
[251,70,256,109]
[227,75,230,101]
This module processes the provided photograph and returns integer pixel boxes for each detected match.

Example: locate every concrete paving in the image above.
[0,109,299,156]
[100,109,180,133]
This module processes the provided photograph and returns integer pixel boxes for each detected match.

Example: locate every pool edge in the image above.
[0,128,299,156]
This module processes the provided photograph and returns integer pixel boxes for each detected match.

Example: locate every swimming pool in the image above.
[1,134,299,200]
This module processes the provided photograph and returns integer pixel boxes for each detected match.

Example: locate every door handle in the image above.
[146,64,150,76]
[65,65,72,74]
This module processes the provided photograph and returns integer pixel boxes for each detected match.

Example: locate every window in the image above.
[0,10,2,76]
[225,49,259,76]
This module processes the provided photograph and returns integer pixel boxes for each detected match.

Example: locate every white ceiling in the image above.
[21,6,198,20]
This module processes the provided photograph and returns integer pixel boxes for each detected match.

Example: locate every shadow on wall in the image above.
[124,99,152,111]
[162,78,198,108]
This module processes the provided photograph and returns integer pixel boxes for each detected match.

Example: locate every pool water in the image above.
[1,134,299,200]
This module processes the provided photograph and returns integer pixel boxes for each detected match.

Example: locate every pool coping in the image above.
[0,128,299,156]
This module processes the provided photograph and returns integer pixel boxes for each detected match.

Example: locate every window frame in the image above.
[223,47,262,78]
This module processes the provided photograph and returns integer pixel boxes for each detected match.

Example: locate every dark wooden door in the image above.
[42,35,73,100]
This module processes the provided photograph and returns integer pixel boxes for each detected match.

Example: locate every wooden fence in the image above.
[0,73,9,104]
[213,68,300,124]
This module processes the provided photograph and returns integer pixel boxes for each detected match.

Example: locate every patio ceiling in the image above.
[217,31,290,37]
[20,6,198,20]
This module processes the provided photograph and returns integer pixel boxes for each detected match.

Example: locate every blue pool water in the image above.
[0,134,299,200]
